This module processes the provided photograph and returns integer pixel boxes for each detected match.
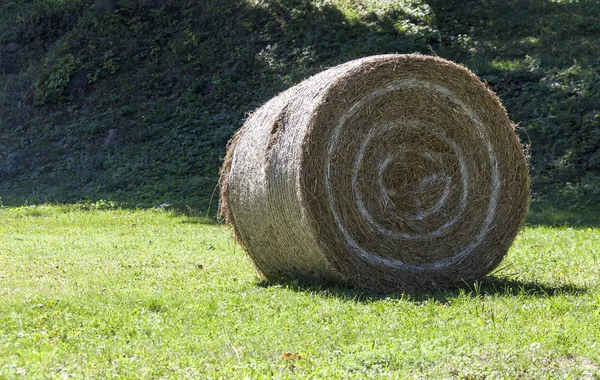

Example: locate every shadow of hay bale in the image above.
[256,276,587,304]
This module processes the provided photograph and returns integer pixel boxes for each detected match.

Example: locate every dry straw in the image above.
[220,54,530,292]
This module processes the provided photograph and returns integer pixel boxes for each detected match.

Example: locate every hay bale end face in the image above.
[220,54,530,292]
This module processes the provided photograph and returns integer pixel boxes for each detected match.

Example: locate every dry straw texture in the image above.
[220,54,530,292]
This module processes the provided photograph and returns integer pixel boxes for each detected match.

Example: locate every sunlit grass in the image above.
[1,205,599,378]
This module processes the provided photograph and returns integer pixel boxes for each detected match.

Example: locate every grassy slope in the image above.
[0,0,599,213]
[0,205,599,378]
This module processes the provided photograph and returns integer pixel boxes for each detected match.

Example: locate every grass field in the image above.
[1,0,599,377]
[1,203,599,378]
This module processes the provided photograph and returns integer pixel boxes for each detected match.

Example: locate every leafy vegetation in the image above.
[0,204,599,377]
[1,0,598,214]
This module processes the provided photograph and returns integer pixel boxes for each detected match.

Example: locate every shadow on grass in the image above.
[526,199,600,228]
[256,275,587,304]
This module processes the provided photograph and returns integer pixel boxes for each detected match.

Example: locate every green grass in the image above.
[1,204,599,378]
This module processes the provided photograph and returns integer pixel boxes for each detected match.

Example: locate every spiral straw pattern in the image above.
[220,54,530,291]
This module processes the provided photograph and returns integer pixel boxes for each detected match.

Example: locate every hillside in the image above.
[1,0,599,214]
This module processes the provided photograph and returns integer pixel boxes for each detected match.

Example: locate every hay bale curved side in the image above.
[220,54,530,291]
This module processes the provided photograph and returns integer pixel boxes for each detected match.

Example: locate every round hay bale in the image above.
[219,54,530,292]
